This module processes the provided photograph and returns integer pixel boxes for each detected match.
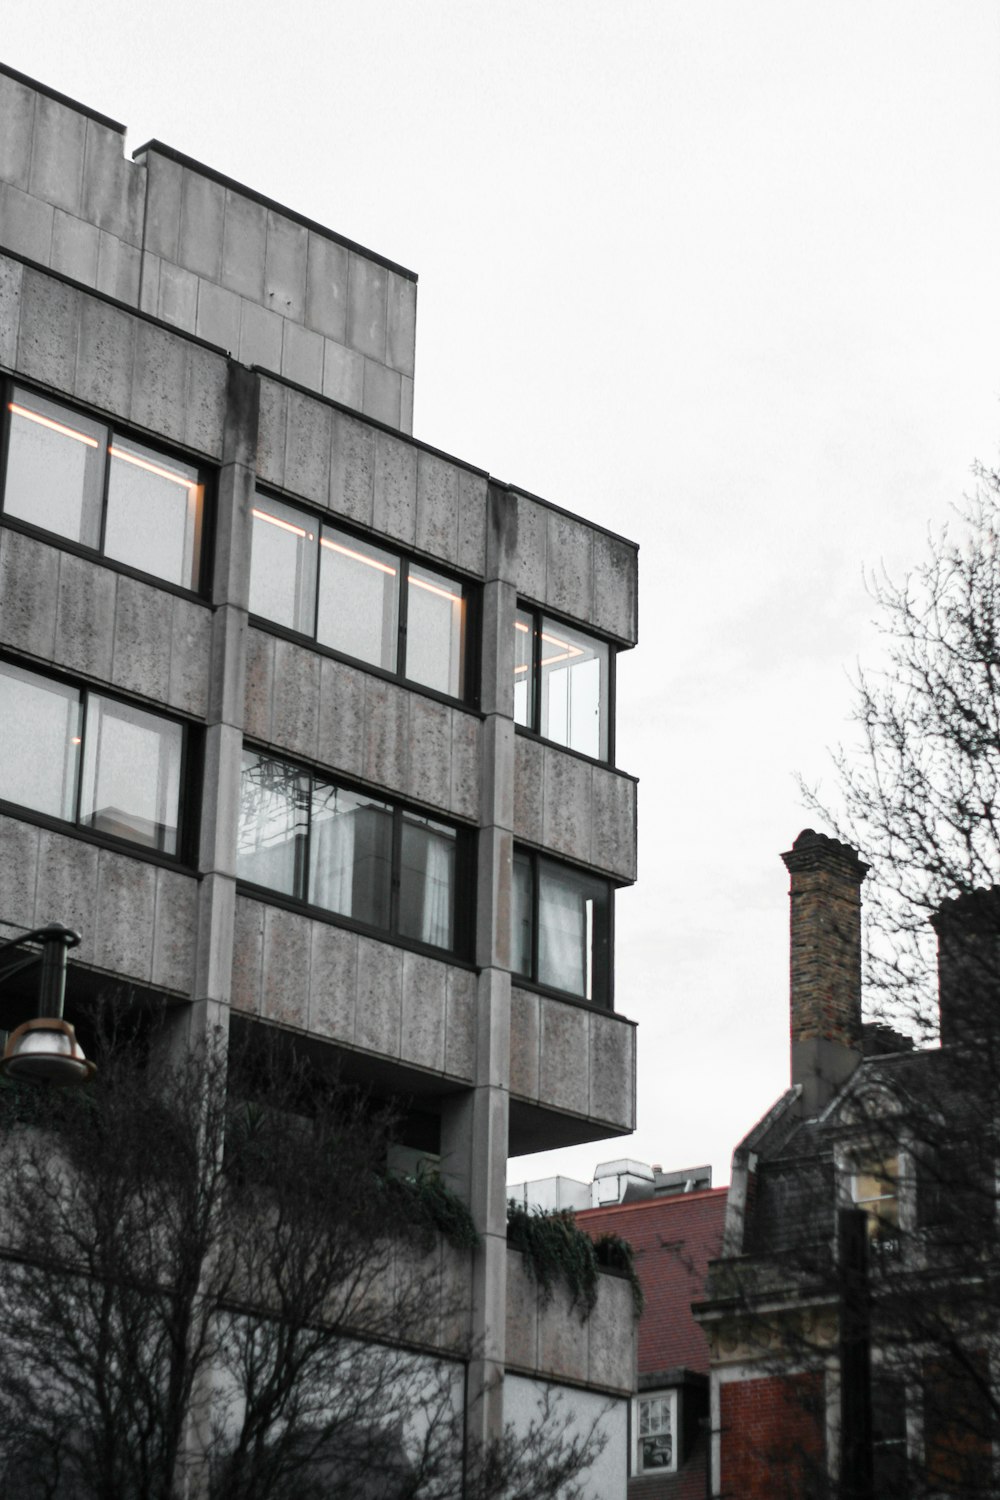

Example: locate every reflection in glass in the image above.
[399,813,456,949]
[249,495,318,634]
[237,752,309,895]
[513,609,533,727]
[511,851,533,978]
[539,616,608,760]
[79,696,183,853]
[105,436,203,588]
[0,663,81,821]
[317,527,399,672]
[406,564,465,697]
[4,390,104,546]
[310,782,392,928]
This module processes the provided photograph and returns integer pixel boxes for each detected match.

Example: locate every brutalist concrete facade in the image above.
[0,64,638,1468]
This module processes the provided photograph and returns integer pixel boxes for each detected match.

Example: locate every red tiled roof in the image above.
[578,1187,728,1376]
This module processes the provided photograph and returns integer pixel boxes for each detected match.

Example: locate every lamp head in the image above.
[1,1018,95,1085]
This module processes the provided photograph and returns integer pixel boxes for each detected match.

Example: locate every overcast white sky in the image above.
[6,1,1000,1186]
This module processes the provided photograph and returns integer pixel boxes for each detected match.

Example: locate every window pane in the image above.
[399,813,456,949]
[539,617,608,759]
[513,610,533,727]
[310,781,391,929]
[405,564,465,696]
[537,859,608,1001]
[249,495,318,634]
[317,526,399,671]
[0,663,81,821]
[79,696,182,853]
[4,390,104,546]
[512,851,533,978]
[105,436,203,588]
[237,752,309,896]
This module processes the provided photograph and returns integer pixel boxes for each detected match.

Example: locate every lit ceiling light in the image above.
[409,575,462,603]
[320,537,397,575]
[109,446,198,491]
[10,403,99,447]
[252,507,311,540]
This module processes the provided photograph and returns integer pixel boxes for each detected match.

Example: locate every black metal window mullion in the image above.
[389,806,403,936]
[72,691,89,828]
[397,557,410,678]
[297,771,313,905]
[530,611,542,734]
[96,423,112,555]
[530,851,540,983]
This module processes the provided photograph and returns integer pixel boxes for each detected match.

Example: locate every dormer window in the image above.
[852,1155,900,1248]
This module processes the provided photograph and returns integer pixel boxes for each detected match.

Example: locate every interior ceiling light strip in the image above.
[10,403,99,448]
[252,507,312,540]
[409,574,462,603]
[109,446,197,491]
[320,537,397,576]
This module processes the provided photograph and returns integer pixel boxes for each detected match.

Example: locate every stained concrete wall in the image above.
[505,1250,637,1395]
[507,490,638,647]
[514,735,637,883]
[508,986,636,1135]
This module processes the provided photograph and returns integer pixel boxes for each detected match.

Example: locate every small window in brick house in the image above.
[633,1390,677,1475]
[852,1156,899,1248]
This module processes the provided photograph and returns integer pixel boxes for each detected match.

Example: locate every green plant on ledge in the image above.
[506,1202,643,1319]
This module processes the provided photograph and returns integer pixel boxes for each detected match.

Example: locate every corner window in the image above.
[249,492,470,701]
[237,749,466,956]
[633,1390,677,1475]
[512,849,611,1006]
[514,607,611,760]
[0,661,185,855]
[2,387,206,590]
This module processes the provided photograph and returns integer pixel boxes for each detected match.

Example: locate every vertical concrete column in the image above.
[440,487,519,1450]
[171,362,259,1057]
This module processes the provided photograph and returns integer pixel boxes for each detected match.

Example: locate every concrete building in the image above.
[0,64,639,1486]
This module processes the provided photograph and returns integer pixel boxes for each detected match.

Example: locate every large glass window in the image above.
[2,387,206,591]
[512,849,611,1006]
[514,607,611,760]
[248,492,471,701]
[0,661,186,855]
[238,749,467,956]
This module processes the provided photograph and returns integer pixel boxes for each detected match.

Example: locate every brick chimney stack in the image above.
[931,888,1000,1051]
[781,829,869,1115]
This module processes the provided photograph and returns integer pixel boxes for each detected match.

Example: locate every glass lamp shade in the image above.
[1,1018,95,1084]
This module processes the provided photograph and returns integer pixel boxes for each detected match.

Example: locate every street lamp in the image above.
[0,923,95,1085]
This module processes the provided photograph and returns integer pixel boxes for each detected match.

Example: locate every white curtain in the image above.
[310,803,357,917]
[538,875,588,997]
[418,831,453,948]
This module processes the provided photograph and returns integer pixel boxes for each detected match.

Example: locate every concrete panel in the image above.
[0,256,24,369]
[112,574,172,702]
[243,628,274,741]
[239,298,283,372]
[55,551,115,680]
[29,93,86,215]
[196,279,241,353]
[141,151,182,261]
[94,850,156,981]
[542,750,592,864]
[1,182,54,265]
[305,232,348,342]
[112,239,141,304]
[363,675,408,793]
[509,986,540,1101]
[355,935,403,1057]
[373,430,417,546]
[347,254,387,361]
[260,902,310,1028]
[589,1011,635,1131]
[545,511,593,621]
[283,387,331,504]
[178,168,225,281]
[271,637,320,759]
[587,1275,636,1392]
[168,597,212,718]
[136,249,161,318]
[0,816,40,931]
[264,211,307,324]
[513,496,546,603]
[280,320,323,392]
[457,470,488,577]
[35,829,99,965]
[539,998,590,1116]
[221,189,266,301]
[75,294,135,416]
[0,530,58,662]
[449,713,480,823]
[504,1251,539,1371]
[151,868,198,993]
[231,895,264,1014]
[131,321,188,446]
[322,339,364,410]
[17,269,78,391]
[592,532,638,644]
[308,918,357,1042]
[82,120,142,241]
[400,950,447,1071]
[385,272,416,378]
[445,968,476,1080]
[317,656,366,778]
[590,768,637,883]
[0,71,35,190]
[416,451,460,564]
[537,1279,589,1382]
[156,260,198,333]
[50,210,99,286]
[183,344,228,458]
[362,358,401,428]
[329,410,375,527]
[399,376,414,436]
[512,736,543,846]
[407,696,451,811]
[256,378,288,488]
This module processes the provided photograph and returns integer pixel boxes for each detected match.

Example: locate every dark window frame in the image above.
[249,488,480,709]
[237,745,476,964]
[514,602,616,764]
[0,379,213,598]
[0,655,199,866]
[512,846,613,1010]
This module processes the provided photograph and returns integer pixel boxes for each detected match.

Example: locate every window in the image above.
[852,1156,899,1248]
[237,749,467,955]
[248,492,470,701]
[633,1391,676,1475]
[2,386,206,590]
[512,849,611,1005]
[0,661,186,855]
[872,1379,908,1495]
[514,607,611,760]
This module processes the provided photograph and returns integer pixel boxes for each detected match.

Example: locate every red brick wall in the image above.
[720,1372,827,1500]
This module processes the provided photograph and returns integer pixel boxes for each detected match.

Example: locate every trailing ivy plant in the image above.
[506,1203,644,1320]
[388,1168,481,1251]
